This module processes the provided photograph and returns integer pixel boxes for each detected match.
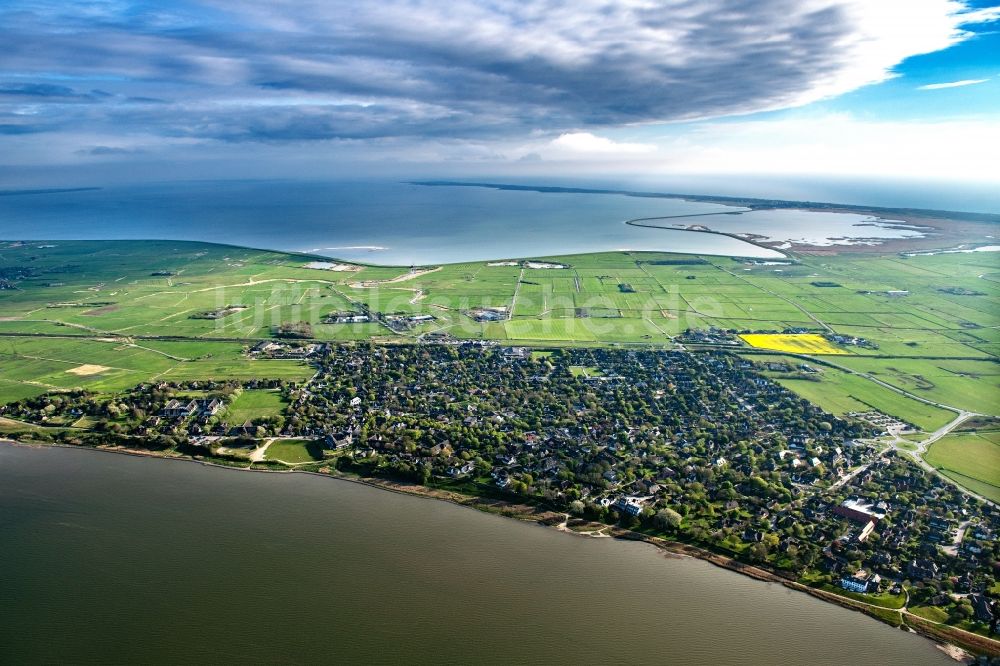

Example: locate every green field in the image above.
[223,390,288,424]
[0,240,996,436]
[264,438,323,464]
[831,357,1000,417]
[1,241,993,354]
[0,335,313,404]
[754,355,956,431]
[504,318,589,341]
[0,416,77,437]
[925,431,1000,502]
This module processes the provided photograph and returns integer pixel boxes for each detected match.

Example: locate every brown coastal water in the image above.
[0,444,952,665]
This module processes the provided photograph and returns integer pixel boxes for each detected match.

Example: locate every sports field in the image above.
[740,333,847,355]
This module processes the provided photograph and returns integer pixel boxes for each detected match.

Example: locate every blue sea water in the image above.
[0,179,953,264]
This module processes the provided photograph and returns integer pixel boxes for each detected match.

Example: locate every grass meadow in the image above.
[925,431,1000,503]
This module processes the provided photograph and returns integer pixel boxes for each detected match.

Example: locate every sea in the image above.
[0,444,953,665]
[0,180,954,265]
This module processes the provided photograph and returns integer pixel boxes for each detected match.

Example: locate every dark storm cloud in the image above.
[0,0,987,144]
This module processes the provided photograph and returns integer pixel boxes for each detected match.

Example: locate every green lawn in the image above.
[222,389,288,424]
[264,438,323,464]
[908,606,950,623]
[1,240,996,355]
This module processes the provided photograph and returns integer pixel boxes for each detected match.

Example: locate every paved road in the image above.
[888,411,996,506]
[778,354,998,506]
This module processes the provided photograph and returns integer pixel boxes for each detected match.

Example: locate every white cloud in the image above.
[646,114,1000,182]
[6,111,999,188]
[3,0,999,188]
[918,78,990,90]
[2,0,999,145]
[549,132,656,154]
[450,112,997,185]
[785,1,999,104]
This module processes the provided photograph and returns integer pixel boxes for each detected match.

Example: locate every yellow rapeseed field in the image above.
[739,333,847,355]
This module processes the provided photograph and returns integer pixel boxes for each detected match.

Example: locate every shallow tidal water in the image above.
[0,444,952,665]
[0,180,931,264]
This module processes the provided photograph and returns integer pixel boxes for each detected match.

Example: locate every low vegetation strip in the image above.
[816,582,906,609]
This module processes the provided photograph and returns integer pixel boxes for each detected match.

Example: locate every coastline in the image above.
[5,437,997,661]
[624,210,997,258]
[624,215,788,258]
[420,181,1000,257]
[414,180,1000,223]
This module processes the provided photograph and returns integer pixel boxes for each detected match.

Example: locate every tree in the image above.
[275,321,313,338]
[951,602,973,622]
[655,507,682,531]
[750,542,770,562]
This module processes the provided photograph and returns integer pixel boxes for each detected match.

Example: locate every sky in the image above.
[1,0,999,190]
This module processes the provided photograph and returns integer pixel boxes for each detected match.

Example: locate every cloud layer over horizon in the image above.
[0,0,997,179]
